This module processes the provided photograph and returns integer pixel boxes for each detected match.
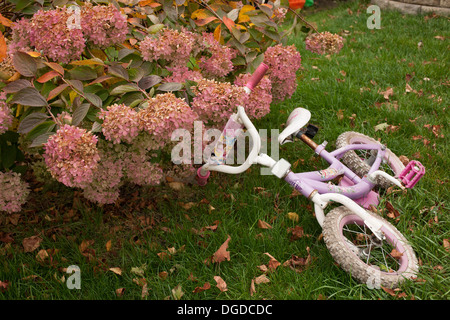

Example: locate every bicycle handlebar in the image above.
[196,63,269,185]
[245,63,269,91]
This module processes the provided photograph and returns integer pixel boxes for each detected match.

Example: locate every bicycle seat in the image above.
[278,108,311,145]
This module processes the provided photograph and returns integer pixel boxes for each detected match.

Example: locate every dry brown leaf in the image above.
[250,279,256,296]
[390,249,403,259]
[23,236,42,253]
[36,249,49,263]
[109,267,122,276]
[214,276,228,292]
[193,282,211,293]
[264,252,281,271]
[0,280,9,293]
[172,285,184,300]
[115,288,125,297]
[105,240,112,252]
[379,87,394,100]
[443,239,449,252]
[288,226,304,241]
[257,220,272,229]
[254,274,270,284]
[287,212,299,222]
[212,235,231,263]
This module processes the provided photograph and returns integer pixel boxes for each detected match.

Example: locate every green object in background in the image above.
[305,0,314,7]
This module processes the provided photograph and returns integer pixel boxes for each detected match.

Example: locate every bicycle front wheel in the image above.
[322,206,418,289]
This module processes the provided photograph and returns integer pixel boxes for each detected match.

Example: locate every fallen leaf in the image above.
[172,285,184,300]
[115,288,125,297]
[442,239,449,252]
[288,226,305,241]
[159,271,169,280]
[0,280,9,293]
[193,282,211,293]
[168,181,184,191]
[106,240,112,252]
[23,236,43,253]
[379,87,394,100]
[109,267,122,276]
[374,122,389,132]
[214,276,228,292]
[257,220,272,229]
[264,252,281,271]
[131,264,147,277]
[254,274,270,284]
[36,249,49,263]
[390,249,403,259]
[212,235,231,263]
[287,212,299,222]
[250,279,256,296]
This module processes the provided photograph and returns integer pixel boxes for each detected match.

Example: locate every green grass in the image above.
[1,0,449,300]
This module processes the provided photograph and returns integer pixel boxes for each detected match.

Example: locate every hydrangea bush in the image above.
[0,0,343,213]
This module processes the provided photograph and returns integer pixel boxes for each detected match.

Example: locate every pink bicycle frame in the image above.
[284,142,386,200]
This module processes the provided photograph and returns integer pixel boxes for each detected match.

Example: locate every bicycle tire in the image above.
[322,206,418,289]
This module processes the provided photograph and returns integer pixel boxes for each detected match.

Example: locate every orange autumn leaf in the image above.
[0,13,12,27]
[0,32,6,63]
[212,235,231,263]
[222,16,235,32]
[214,276,228,292]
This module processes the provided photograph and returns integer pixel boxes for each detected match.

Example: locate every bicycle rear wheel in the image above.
[336,131,405,189]
[322,206,418,288]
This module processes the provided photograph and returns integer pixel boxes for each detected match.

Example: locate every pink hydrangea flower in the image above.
[99,104,140,144]
[305,32,344,55]
[0,93,13,135]
[263,44,302,101]
[27,8,86,63]
[0,171,30,213]
[43,125,100,188]
[199,32,237,79]
[8,18,32,55]
[138,93,198,147]
[191,79,247,126]
[234,73,272,119]
[140,28,197,66]
[164,66,203,83]
[81,3,128,48]
[82,152,124,205]
[123,151,163,186]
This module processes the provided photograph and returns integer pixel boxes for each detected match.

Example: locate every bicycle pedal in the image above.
[399,160,425,188]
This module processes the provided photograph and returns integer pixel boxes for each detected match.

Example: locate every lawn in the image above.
[0,0,448,300]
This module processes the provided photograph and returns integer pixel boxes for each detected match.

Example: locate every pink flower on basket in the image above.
[140,28,197,66]
[81,3,128,48]
[43,125,100,188]
[99,104,140,144]
[0,171,30,213]
[138,93,198,147]
[0,94,13,135]
[199,32,237,79]
[305,32,344,55]
[264,44,302,101]
[234,73,272,119]
[26,8,85,63]
[191,79,247,126]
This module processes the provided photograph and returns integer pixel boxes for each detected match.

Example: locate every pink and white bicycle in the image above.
[196,63,425,288]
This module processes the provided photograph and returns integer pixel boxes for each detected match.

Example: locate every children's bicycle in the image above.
[195,63,425,288]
